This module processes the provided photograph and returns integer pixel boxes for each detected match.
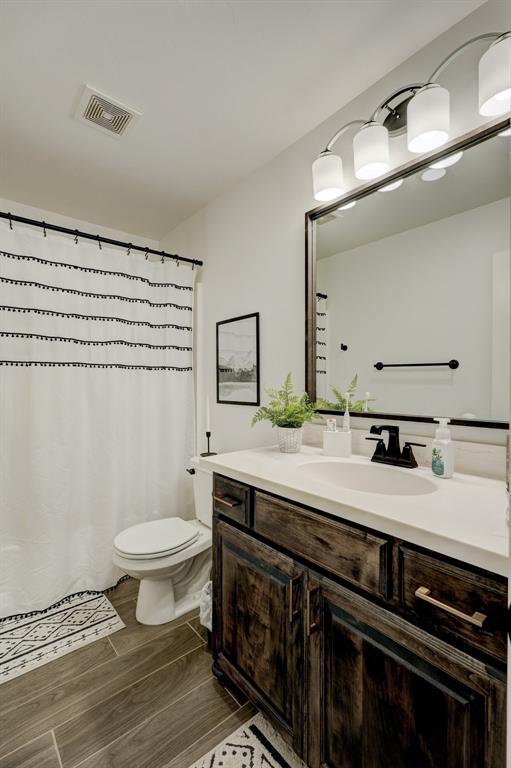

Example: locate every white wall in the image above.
[317,199,510,421]
[160,1,510,454]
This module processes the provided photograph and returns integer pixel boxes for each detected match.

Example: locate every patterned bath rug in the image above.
[188,712,307,768]
[0,592,125,683]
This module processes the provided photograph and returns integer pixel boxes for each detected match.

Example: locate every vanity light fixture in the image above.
[429,151,463,169]
[378,179,404,192]
[312,30,510,202]
[421,168,446,182]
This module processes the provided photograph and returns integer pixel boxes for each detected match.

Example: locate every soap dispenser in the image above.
[432,417,454,478]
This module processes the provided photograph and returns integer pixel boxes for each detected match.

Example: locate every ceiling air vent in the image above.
[76,86,141,138]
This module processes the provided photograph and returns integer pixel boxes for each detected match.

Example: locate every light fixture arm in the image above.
[370,83,425,122]
[323,119,366,153]
[427,31,510,83]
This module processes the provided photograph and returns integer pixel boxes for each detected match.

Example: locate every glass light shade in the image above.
[479,35,511,116]
[429,151,463,169]
[421,167,446,182]
[379,179,403,192]
[353,123,390,180]
[498,127,511,136]
[337,200,357,210]
[312,152,344,201]
[407,84,450,154]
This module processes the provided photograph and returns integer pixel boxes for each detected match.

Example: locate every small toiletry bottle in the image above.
[432,418,454,478]
[337,393,352,457]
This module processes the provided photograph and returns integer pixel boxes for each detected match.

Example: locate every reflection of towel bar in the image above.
[374,359,459,371]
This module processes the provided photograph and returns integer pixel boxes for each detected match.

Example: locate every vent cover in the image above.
[76,86,141,137]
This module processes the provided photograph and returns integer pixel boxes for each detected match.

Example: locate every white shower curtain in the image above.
[0,222,195,618]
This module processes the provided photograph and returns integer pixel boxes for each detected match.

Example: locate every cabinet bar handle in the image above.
[415,586,487,628]
[288,575,301,623]
[213,495,241,508]
[306,587,320,635]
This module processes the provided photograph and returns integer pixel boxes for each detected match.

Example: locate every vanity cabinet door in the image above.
[213,520,306,756]
[307,574,505,768]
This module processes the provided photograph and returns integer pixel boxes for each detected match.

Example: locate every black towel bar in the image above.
[374,359,459,371]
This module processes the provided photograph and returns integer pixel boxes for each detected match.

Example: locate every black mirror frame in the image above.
[305,116,511,430]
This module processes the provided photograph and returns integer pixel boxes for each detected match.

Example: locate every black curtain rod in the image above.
[0,211,203,268]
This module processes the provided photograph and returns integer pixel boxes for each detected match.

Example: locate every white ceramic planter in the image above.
[278,427,303,454]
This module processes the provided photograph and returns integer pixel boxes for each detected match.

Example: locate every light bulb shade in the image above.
[353,123,390,180]
[479,34,511,116]
[407,84,450,154]
[312,152,344,201]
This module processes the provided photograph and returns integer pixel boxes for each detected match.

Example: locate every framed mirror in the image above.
[305,118,511,428]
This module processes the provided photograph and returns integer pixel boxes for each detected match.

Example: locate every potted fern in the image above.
[252,373,317,453]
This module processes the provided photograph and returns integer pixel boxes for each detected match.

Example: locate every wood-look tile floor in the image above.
[0,579,254,768]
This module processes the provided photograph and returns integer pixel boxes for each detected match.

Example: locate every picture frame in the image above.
[216,312,260,405]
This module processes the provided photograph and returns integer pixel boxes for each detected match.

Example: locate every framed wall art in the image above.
[216,312,260,405]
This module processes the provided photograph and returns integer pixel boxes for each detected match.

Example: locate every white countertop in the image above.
[201,446,509,577]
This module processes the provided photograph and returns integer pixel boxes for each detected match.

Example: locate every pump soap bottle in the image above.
[432,417,454,478]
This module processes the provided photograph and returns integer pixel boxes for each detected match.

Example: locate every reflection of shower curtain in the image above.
[0,223,195,617]
[316,293,328,400]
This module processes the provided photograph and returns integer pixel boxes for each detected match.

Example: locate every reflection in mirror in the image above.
[315,133,510,423]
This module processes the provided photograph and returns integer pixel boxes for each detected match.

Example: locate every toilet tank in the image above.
[190,456,213,528]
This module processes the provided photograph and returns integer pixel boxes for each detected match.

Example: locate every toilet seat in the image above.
[113,518,200,560]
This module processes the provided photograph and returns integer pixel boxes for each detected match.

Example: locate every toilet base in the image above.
[112,520,212,627]
[136,578,203,625]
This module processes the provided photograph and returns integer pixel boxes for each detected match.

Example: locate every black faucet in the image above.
[366,425,425,469]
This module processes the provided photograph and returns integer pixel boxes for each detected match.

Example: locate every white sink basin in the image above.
[300,460,437,496]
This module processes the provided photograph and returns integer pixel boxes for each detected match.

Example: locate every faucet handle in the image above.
[400,441,426,469]
[366,436,386,460]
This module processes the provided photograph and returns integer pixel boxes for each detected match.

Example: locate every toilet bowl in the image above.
[112,456,212,625]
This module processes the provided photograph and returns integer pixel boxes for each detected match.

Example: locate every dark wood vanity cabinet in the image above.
[212,475,507,767]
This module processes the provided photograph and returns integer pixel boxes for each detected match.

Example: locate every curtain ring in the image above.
[8,213,12,230]
[145,248,149,261]
[127,243,132,255]
[74,230,79,244]
[161,254,165,264]
[97,235,102,250]
[42,222,47,237]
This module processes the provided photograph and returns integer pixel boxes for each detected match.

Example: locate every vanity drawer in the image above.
[213,474,251,526]
[254,491,391,598]
[400,546,507,663]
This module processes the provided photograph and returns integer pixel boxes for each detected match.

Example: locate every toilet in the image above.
[112,456,212,625]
